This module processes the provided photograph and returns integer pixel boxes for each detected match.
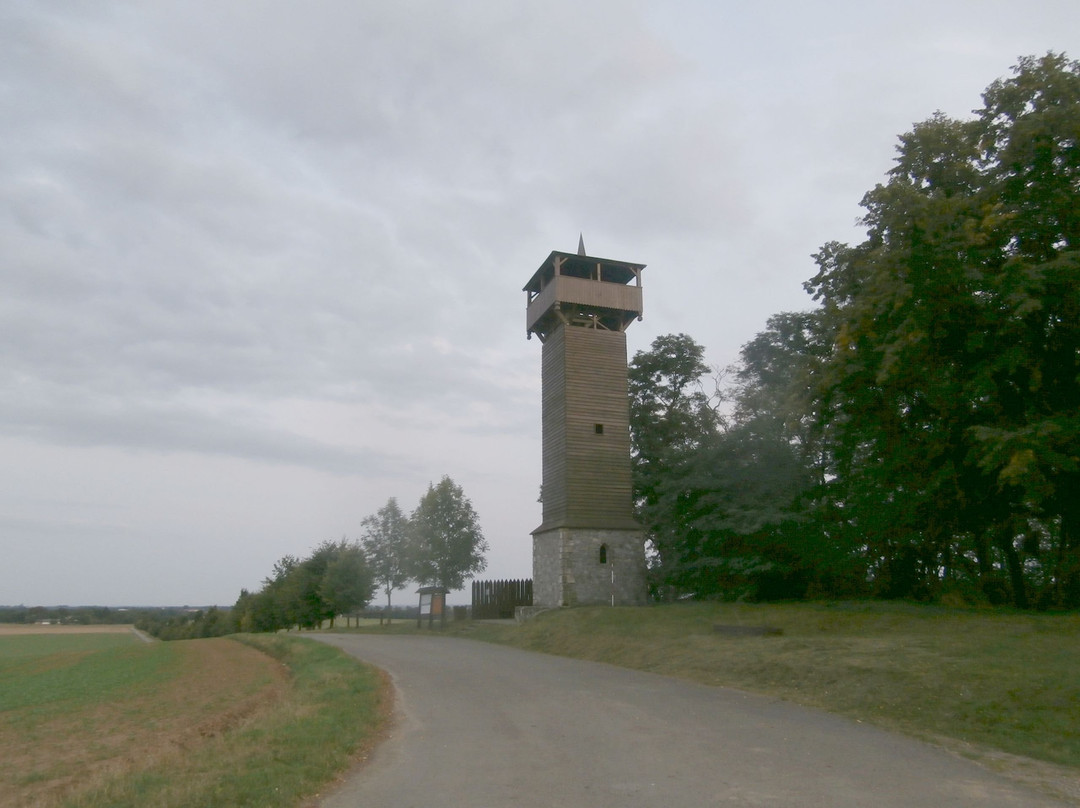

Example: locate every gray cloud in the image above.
[0,381,413,476]
[2,0,1078,604]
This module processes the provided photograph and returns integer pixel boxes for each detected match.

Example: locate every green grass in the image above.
[413,601,1080,771]
[0,633,175,716]
[0,632,389,808]
[66,635,388,808]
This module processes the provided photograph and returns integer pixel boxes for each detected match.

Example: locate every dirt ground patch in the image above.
[0,636,289,808]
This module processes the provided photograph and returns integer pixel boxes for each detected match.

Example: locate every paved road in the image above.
[313,634,1067,808]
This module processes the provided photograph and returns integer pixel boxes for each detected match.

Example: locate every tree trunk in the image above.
[1059,487,1080,607]
[997,531,1029,609]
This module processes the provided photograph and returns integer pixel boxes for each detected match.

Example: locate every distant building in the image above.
[523,240,647,607]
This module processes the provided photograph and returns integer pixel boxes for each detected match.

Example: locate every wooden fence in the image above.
[471,579,533,620]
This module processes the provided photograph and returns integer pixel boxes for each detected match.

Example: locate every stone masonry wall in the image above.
[533,527,646,607]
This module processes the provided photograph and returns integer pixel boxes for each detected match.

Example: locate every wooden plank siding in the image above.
[537,325,639,532]
[526,274,643,335]
[540,325,568,524]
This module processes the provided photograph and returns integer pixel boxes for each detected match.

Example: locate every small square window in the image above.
[594,423,604,434]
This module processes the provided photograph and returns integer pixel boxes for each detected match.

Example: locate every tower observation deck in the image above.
[524,250,644,341]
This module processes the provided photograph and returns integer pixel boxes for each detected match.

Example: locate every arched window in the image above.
[598,543,608,564]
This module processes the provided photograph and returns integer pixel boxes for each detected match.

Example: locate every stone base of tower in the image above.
[532,527,647,608]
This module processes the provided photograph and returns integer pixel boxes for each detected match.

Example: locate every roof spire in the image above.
[577,233,586,256]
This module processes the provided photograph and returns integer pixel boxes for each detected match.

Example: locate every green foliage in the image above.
[630,326,830,600]
[361,497,411,617]
[628,333,722,584]
[630,56,1080,609]
[136,606,236,640]
[321,542,375,627]
[230,540,374,634]
[806,52,1080,607]
[230,477,488,633]
[408,476,488,590]
[230,478,487,633]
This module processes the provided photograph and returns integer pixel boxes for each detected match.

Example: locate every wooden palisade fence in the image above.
[471,579,533,619]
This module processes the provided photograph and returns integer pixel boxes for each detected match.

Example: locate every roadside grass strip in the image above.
[0,632,388,808]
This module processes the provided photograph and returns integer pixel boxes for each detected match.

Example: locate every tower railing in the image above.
[526,275,642,335]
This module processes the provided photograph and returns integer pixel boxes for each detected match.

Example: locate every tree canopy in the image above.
[805,52,1080,607]
[232,539,374,632]
[408,476,489,591]
[633,54,1080,609]
[361,497,411,619]
[224,477,488,635]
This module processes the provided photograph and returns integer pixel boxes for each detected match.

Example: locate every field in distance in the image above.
[0,624,136,635]
[0,626,386,808]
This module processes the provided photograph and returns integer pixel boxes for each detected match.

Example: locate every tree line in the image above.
[138,475,488,639]
[633,54,1080,610]
[124,476,486,639]
[0,605,188,625]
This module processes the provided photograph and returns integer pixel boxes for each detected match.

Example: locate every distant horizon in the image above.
[0,596,473,611]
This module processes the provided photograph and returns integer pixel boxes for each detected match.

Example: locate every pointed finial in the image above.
[577,233,586,256]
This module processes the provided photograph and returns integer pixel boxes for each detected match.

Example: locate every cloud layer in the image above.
[3,1,1079,604]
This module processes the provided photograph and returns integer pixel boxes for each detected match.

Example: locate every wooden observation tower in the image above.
[523,239,647,607]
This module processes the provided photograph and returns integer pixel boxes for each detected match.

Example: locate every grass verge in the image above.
[0,631,389,808]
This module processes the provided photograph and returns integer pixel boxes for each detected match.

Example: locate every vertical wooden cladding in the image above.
[540,326,568,525]
[538,325,638,531]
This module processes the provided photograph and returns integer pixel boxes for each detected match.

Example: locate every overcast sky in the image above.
[3,1,1079,607]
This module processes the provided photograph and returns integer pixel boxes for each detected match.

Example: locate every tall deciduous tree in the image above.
[631,321,833,600]
[408,476,488,591]
[806,53,1080,606]
[361,498,411,621]
[628,333,721,583]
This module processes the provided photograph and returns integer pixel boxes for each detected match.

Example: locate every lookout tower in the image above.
[523,239,647,607]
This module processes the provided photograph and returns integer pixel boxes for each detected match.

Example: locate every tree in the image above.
[630,322,840,600]
[281,557,325,629]
[408,476,488,591]
[805,53,1080,606]
[629,333,720,463]
[232,540,374,632]
[361,498,411,622]
[320,541,374,627]
[254,554,300,631]
[726,310,852,597]
[628,334,722,589]
[651,418,818,600]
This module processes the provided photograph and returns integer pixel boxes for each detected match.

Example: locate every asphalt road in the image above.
[313,633,1067,808]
